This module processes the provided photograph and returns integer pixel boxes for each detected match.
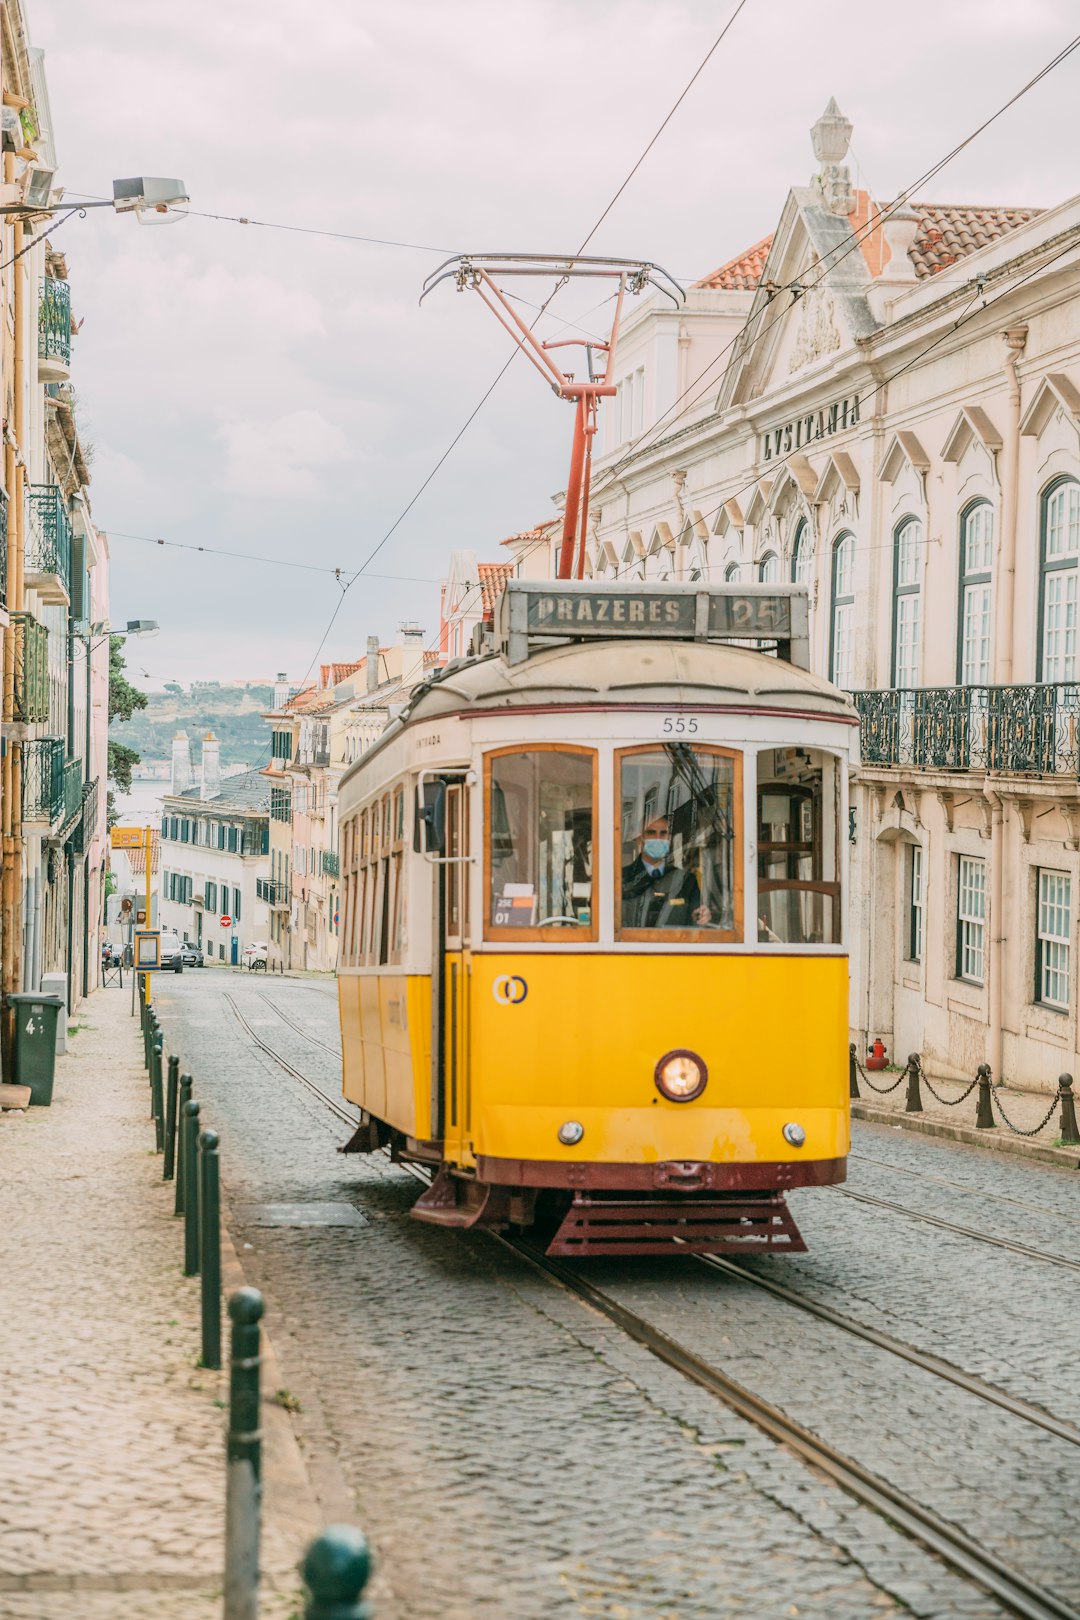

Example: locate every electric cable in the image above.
[105,528,440,584]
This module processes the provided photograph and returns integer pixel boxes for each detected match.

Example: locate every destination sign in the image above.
[527,590,695,634]
[500,581,809,669]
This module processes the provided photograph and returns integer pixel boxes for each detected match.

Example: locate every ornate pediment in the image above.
[1019,372,1080,440]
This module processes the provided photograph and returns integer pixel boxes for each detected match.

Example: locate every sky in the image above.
[28,0,1080,690]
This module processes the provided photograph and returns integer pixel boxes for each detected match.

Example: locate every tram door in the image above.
[441,781,472,1164]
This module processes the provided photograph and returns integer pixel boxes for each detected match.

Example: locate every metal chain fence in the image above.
[852,1048,907,1096]
[986,1072,1061,1138]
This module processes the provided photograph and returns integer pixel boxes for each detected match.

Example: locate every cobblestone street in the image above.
[137,970,1080,1619]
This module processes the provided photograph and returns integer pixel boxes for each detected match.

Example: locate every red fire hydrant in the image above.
[866,1038,887,1071]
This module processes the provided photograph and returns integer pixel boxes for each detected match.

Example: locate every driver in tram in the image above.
[621,816,712,928]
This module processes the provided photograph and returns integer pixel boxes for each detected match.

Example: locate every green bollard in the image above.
[1058,1074,1080,1145]
[848,1043,859,1100]
[199,1128,222,1369]
[975,1063,995,1130]
[904,1053,923,1114]
[225,1288,264,1620]
[182,1098,201,1276]
[175,1074,193,1215]
[151,1035,165,1146]
[302,1526,373,1619]
[163,1056,180,1180]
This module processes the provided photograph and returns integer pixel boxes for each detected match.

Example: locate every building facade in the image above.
[542,100,1080,1094]
[1,12,110,1054]
[158,732,271,964]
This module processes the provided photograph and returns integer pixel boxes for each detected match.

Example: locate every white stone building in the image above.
[158,732,270,964]
[523,99,1080,1094]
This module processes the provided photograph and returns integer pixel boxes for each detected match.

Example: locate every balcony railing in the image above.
[321,850,339,878]
[61,758,83,829]
[70,780,99,855]
[38,277,71,372]
[12,612,49,723]
[22,737,64,823]
[26,485,72,598]
[853,685,1080,776]
[256,878,290,907]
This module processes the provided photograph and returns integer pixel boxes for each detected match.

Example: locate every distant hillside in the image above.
[111,683,275,771]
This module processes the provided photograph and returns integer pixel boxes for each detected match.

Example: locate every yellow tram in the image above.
[336,580,859,1256]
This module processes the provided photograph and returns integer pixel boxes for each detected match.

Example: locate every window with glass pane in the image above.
[757,748,842,945]
[618,746,738,938]
[1040,479,1080,682]
[1036,869,1071,1010]
[830,532,854,687]
[724,562,740,583]
[956,856,986,983]
[907,844,923,961]
[892,518,922,687]
[959,502,994,684]
[758,551,779,583]
[792,520,813,587]
[487,749,594,935]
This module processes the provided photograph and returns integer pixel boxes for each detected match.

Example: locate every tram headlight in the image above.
[654,1050,708,1103]
[782,1122,806,1148]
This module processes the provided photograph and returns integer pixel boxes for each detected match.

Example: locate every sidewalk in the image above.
[852,1057,1080,1170]
[0,981,319,1618]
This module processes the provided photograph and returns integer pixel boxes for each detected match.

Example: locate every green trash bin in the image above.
[8,992,65,1105]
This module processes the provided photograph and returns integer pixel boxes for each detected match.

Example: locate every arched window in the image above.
[1039,477,1080,683]
[758,551,779,583]
[892,517,922,688]
[830,532,855,687]
[958,501,994,685]
[724,562,741,583]
[791,519,813,588]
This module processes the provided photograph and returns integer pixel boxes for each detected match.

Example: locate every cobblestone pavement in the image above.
[144,973,1060,1619]
[0,981,317,1620]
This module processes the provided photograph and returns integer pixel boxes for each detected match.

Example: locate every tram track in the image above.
[850,1149,1075,1222]
[835,1186,1080,1275]
[257,993,341,1059]
[221,1006,1080,1620]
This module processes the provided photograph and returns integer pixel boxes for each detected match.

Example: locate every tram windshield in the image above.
[487,748,595,933]
[617,746,739,938]
[757,748,842,945]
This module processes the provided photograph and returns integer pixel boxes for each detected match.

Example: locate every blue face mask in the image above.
[643,838,670,862]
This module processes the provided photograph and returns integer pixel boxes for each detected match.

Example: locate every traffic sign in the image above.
[220,915,232,927]
[111,826,145,849]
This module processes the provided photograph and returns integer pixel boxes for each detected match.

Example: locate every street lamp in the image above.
[0,175,189,220]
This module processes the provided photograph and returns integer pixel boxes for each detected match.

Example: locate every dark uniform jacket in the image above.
[621,858,702,928]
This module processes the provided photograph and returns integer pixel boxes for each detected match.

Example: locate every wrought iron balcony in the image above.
[256,878,290,907]
[26,485,72,603]
[70,780,100,855]
[852,685,1080,776]
[12,612,49,723]
[321,850,339,878]
[38,277,72,377]
[61,758,84,829]
[22,737,64,823]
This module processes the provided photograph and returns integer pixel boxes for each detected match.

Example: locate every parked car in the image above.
[179,942,205,968]
[159,931,184,973]
[242,942,268,972]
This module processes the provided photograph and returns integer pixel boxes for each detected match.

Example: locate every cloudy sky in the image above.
[30,0,1080,688]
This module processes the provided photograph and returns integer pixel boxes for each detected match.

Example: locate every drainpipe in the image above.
[985,788,1005,1082]
[996,326,1028,684]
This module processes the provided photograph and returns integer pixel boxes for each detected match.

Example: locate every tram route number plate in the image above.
[519,587,792,639]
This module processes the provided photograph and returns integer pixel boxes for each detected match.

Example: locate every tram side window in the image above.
[757,748,842,945]
[617,746,740,939]
[486,748,595,936]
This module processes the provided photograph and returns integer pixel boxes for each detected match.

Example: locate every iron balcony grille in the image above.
[852,685,1080,776]
[12,612,49,723]
[69,779,99,855]
[256,878,290,907]
[39,278,72,368]
[321,850,339,878]
[26,484,73,593]
[22,737,64,823]
[60,758,84,830]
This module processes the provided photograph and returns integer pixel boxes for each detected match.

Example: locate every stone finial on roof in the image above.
[811,97,854,217]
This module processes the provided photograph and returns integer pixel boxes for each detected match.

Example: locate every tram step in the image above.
[546,1193,806,1257]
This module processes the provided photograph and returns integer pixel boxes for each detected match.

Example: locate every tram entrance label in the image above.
[500,581,809,669]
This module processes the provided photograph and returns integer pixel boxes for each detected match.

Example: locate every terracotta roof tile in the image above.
[477,561,514,614]
[908,202,1042,278]
[695,236,774,291]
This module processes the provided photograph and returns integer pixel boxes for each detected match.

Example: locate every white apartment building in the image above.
[511,100,1080,1095]
[158,732,270,964]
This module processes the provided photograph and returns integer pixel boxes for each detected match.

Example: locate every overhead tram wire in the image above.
[105,529,440,585]
[288,0,756,689]
[585,29,1080,507]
